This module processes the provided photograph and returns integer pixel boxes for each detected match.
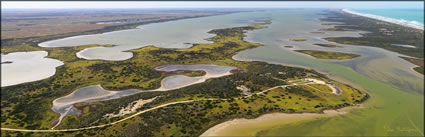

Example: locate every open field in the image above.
[1,9,242,40]
[1,20,368,137]
[294,50,360,60]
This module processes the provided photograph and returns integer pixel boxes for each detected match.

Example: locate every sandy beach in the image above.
[201,106,360,136]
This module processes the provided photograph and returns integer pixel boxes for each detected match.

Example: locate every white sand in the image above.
[104,97,158,119]
[201,106,360,136]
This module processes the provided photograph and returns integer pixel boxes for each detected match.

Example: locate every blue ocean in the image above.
[346,8,424,29]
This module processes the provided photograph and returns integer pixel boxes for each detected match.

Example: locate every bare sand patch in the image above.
[104,97,158,119]
[201,106,359,136]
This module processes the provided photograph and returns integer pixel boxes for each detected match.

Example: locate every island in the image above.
[294,50,360,60]
[314,43,343,48]
[290,39,307,42]
[1,61,13,64]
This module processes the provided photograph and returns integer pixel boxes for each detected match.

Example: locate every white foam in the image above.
[342,9,424,30]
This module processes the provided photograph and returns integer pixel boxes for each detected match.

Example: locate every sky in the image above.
[1,1,424,9]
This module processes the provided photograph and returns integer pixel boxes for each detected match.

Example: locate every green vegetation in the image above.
[310,32,325,34]
[1,15,218,55]
[399,56,424,75]
[179,70,207,77]
[291,39,307,42]
[414,67,424,75]
[308,84,333,93]
[294,50,360,60]
[314,44,343,48]
[321,10,424,59]
[1,20,368,137]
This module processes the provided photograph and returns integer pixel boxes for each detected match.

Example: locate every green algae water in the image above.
[256,64,424,136]
[231,9,424,136]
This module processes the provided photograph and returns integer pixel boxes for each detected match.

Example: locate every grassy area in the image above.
[46,75,366,137]
[314,44,343,48]
[294,50,360,60]
[414,67,424,75]
[1,20,368,137]
[308,84,333,93]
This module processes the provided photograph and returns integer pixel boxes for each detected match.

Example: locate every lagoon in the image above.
[221,9,423,136]
[1,51,64,87]
[153,64,237,91]
[38,12,269,61]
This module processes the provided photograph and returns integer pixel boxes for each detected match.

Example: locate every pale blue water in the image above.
[350,8,424,24]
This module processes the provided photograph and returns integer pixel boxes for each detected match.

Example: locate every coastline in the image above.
[341,9,424,30]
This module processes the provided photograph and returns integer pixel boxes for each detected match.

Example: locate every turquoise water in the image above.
[350,8,424,24]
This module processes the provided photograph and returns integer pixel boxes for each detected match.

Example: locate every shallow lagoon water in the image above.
[235,10,423,93]
[39,12,269,61]
[1,51,64,87]
[222,9,424,136]
[153,64,237,91]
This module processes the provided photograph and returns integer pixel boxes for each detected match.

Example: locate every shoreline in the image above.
[1,12,238,54]
[201,105,362,136]
[36,11,249,48]
[1,51,64,87]
[341,9,424,30]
